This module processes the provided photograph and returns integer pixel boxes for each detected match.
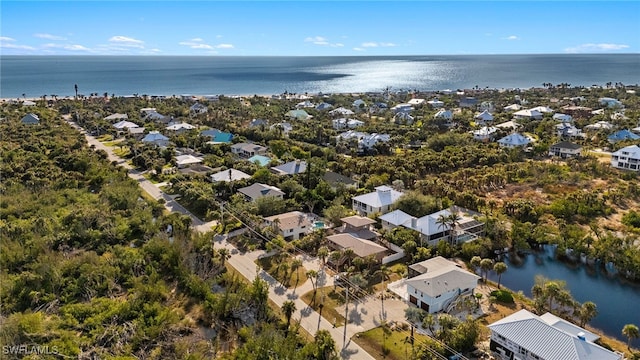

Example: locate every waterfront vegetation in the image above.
[2,83,639,357]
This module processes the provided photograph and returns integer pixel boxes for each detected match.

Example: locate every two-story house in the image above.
[611,145,640,172]
[351,186,404,217]
[264,211,312,241]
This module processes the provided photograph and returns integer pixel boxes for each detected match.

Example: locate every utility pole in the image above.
[343,284,348,349]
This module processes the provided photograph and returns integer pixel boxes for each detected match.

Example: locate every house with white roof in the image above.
[189,103,208,116]
[498,133,532,148]
[166,122,196,134]
[333,118,364,130]
[530,106,554,114]
[556,123,585,139]
[329,107,355,117]
[238,183,285,202]
[599,97,623,108]
[394,112,414,125]
[271,160,307,175]
[104,113,129,122]
[611,145,640,172]
[113,120,139,130]
[142,131,170,147]
[488,309,622,360]
[351,185,404,217]
[296,100,315,109]
[474,110,494,123]
[584,121,614,131]
[264,211,312,241]
[20,113,40,125]
[553,113,573,122]
[408,98,426,106]
[210,168,252,183]
[361,133,391,150]
[231,142,268,158]
[286,109,312,120]
[434,109,453,121]
[503,104,522,112]
[472,126,498,142]
[549,141,582,159]
[352,99,366,109]
[404,256,480,313]
[391,103,414,114]
[175,154,203,168]
[315,102,333,111]
[514,109,543,120]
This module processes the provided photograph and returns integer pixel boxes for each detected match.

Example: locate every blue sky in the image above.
[1,1,638,56]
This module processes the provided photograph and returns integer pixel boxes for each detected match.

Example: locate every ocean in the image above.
[1,54,639,98]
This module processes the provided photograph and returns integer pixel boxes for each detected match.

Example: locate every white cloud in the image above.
[353,47,365,52]
[0,42,36,50]
[0,36,16,42]
[216,35,223,39]
[304,36,343,47]
[332,43,344,48]
[361,42,396,48]
[215,44,234,49]
[179,39,217,49]
[505,35,519,40]
[564,43,630,53]
[43,43,92,51]
[190,37,204,42]
[34,33,67,41]
[108,36,144,48]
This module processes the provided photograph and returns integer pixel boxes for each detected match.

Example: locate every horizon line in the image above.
[2,52,640,57]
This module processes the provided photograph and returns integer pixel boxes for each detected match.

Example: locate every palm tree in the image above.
[622,324,639,350]
[480,258,494,284]
[74,84,78,99]
[317,246,329,268]
[544,281,562,311]
[470,256,482,273]
[436,214,449,243]
[404,307,426,346]
[306,269,319,304]
[290,258,303,289]
[217,248,231,268]
[577,301,597,327]
[493,262,508,289]
[314,329,337,360]
[374,265,392,316]
[343,248,356,268]
[281,300,297,332]
[447,212,462,245]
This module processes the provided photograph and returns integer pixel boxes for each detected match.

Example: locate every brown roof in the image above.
[341,215,376,228]
[327,233,387,258]
[264,211,312,231]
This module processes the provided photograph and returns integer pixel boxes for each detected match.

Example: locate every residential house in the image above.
[369,102,388,114]
[333,118,364,130]
[549,141,582,159]
[175,154,203,168]
[113,120,139,130]
[238,183,285,202]
[380,207,484,246]
[166,122,196,134]
[352,99,366,109]
[607,129,640,143]
[495,121,522,131]
[249,119,269,128]
[405,256,480,313]
[488,309,622,360]
[141,131,170,147]
[264,211,312,241]
[479,101,494,112]
[128,127,146,139]
[329,107,355,117]
[22,100,36,107]
[513,109,543,120]
[530,106,554,114]
[472,126,498,142]
[394,112,414,125]
[296,100,315,109]
[231,142,268,158]
[556,123,585,139]
[352,185,404,217]
[474,110,494,123]
[408,98,426,107]
[210,168,252,183]
[323,171,358,189]
[271,122,293,136]
[553,113,573,122]
[497,133,532,148]
[503,104,522,112]
[427,99,445,108]
[459,97,477,108]
[599,97,623,108]
[286,109,312,120]
[337,215,379,240]
[248,155,272,167]
[361,133,391,151]
[632,126,640,135]
[562,105,593,118]
[271,160,307,176]
[584,121,614,131]
[391,103,414,114]
[315,102,333,111]
[200,129,233,144]
[611,145,640,172]
[189,102,208,116]
[326,233,388,266]
[20,113,40,125]
[434,109,453,121]
[104,113,129,122]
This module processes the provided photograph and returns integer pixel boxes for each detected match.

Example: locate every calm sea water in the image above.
[485,245,640,347]
[1,55,639,98]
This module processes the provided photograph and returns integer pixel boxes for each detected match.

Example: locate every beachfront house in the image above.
[488,309,623,360]
[404,256,480,313]
[263,211,312,241]
[549,141,582,159]
[231,142,268,158]
[238,183,285,202]
[351,185,404,217]
[497,133,532,148]
[611,145,640,172]
[20,113,40,125]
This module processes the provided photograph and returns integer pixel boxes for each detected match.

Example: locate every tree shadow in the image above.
[300,306,313,318]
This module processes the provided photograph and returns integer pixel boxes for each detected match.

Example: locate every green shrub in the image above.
[622,210,640,228]
[490,289,514,303]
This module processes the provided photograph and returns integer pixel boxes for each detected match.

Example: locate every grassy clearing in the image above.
[301,286,346,327]
[256,254,308,289]
[354,326,433,360]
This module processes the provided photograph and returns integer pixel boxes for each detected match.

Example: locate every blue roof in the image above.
[608,129,640,142]
[212,132,233,143]
[271,160,307,175]
[248,155,272,167]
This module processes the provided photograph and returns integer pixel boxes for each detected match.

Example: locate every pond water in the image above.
[484,245,640,347]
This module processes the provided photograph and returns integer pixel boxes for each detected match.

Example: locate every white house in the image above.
[329,107,355,117]
[434,109,453,121]
[231,143,268,158]
[189,103,208,116]
[408,98,426,106]
[361,133,391,150]
[332,118,364,130]
[427,99,444,108]
[530,106,554,114]
[611,145,640,172]
[488,309,622,360]
[104,113,129,122]
[503,104,522,112]
[210,168,252,183]
[351,185,404,217]
[556,123,585,138]
[584,121,614,131]
[394,112,414,125]
[553,113,573,122]
[391,103,414,114]
[238,183,285,202]
[166,122,196,134]
[175,154,203,168]
[264,211,312,241]
[113,120,139,130]
[513,109,543,120]
[549,141,582,159]
[474,110,494,123]
[142,131,170,147]
[404,256,480,313]
[497,133,531,148]
[296,100,315,109]
[472,126,498,142]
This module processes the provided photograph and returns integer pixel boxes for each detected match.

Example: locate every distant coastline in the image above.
[2,54,639,98]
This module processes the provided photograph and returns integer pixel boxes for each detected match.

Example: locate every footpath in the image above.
[69,119,375,359]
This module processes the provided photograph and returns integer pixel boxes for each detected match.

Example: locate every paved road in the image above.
[69,120,376,359]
